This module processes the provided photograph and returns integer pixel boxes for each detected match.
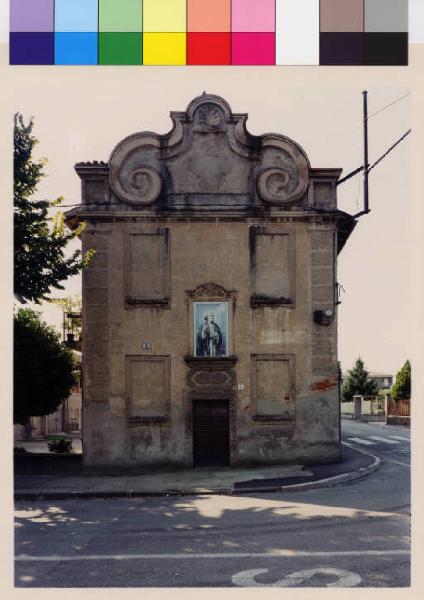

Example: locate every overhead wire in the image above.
[368,93,410,119]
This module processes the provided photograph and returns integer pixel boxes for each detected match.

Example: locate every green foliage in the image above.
[391,360,411,400]
[341,357,379,402]
[14,113,93,303]
[14,308,77,425]
[47,438,73,454]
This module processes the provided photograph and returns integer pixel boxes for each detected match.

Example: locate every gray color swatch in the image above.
[365,0,409,32]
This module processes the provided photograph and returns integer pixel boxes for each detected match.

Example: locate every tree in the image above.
[14,308,77,425]
[341,357,378,401]
[14,113,93,303]
[391,360,411,400]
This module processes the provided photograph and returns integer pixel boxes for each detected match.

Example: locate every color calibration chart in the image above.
[10,1,408,66]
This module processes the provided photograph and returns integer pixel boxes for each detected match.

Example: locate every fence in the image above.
[360,396,386,421]
[388,399,410,417]
[341,395,411,425]
[341,401,355,418]
[66,408,81,432]
[14,407,82,441]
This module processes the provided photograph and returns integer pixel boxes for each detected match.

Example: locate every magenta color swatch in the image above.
[10,0,54,32]
[232,32,275,65]
[232,0,275,32]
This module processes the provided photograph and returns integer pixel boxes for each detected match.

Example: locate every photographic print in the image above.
[8,85,412,588]
[2,0,424,595]
[194,302,229,357]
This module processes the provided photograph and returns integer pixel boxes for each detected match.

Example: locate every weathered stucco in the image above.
[67,94,356,469]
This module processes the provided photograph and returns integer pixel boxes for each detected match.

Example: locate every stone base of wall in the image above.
[361,415,386,422]
[386,416,410,427]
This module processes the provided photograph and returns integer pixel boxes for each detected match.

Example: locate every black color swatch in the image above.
[320,32,364,65]
[364,33,408,66]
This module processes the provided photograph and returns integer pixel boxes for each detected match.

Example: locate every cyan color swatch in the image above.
[55,0,99,32]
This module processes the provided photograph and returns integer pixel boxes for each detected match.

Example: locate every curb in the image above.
[233,444,382,495]
[14,445,382,501]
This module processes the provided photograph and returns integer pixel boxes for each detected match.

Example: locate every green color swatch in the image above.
[99,32,142,64]
[99,0,143,32]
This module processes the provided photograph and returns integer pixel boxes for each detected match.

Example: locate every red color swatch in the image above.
[187,32,231,65]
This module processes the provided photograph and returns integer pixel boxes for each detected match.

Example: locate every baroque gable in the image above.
[75,94,314,213]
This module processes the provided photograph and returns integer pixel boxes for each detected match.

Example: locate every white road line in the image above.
[15,550,410,562]
[348,437,376,446]
[389,436,410,442]
[382,457,410,468]
[369,436,399,444]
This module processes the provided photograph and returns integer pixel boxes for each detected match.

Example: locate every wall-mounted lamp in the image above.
[313,309,334,326]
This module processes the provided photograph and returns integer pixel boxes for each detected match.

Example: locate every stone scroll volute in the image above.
[256,136,310,205]
[107,94,310,207]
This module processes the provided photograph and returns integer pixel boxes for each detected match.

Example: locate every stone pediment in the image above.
[106,94,310,211]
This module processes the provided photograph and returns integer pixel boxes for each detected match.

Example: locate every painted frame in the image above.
[193,301,229,357]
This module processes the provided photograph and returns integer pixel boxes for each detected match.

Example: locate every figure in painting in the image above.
[197,313,223,357]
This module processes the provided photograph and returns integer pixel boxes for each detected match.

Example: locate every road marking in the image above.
[348,437,376,445]
[382,457,410,468]
[15,550,410,562]
[389,436,410,442]
[369,436,399,444]
[232,567,362,587]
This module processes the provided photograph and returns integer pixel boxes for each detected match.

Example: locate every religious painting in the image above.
[194,302,229,357]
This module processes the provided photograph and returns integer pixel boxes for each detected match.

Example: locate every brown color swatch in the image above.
[321,0,364,32]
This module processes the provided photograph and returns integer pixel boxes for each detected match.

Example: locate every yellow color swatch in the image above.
[143,0,187,32]
[143,33,187,65]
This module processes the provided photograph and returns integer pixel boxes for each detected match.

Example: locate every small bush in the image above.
[47,438,73,454]
[14,446,27,454]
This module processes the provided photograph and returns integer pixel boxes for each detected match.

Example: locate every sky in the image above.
[3,63,412,375]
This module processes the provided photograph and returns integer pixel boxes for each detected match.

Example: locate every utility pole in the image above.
[363,90,370,214]
[336,91,410,217]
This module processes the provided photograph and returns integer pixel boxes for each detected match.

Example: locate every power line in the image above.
[368,93,410,119]
[367,129,411,174]
[337,129,411,188]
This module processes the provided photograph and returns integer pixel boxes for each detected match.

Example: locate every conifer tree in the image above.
[341,357,378,401]
[391,360,411,400]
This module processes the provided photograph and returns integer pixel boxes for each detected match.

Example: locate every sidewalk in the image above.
[14,444,380,500]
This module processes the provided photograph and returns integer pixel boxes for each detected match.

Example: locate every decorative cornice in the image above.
[186,282,237,299]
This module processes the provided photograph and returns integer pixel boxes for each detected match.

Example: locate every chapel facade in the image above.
[68,94,355,468]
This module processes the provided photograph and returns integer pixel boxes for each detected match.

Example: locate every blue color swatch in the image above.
[55,32,98,64]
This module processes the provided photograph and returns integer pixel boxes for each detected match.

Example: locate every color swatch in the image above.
[99,0,143,64]
[9,1,409,65]
[320,0,408,65]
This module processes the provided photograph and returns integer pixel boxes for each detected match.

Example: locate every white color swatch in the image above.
[410,0,424,42]
[0,0,8,43]
[276,0,320,65]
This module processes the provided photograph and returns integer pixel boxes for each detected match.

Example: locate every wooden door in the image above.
[193,400,230,467]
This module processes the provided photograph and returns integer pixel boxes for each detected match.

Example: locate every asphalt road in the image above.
[14,420,410,588]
